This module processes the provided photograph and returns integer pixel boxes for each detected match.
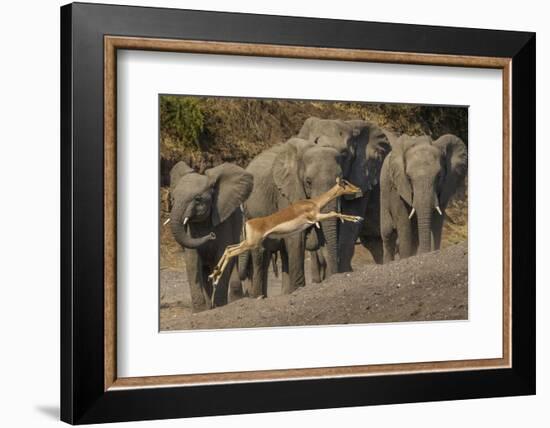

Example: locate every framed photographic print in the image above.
[60,2,536,424]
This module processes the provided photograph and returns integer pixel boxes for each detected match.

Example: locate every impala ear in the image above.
[389,135,413,206]
[205,163,253,226]
[433,134,468,207]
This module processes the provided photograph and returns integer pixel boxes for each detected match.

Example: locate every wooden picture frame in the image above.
[61,2,535,424]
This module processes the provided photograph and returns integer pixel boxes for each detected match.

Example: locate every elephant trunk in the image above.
[322,198,339,276]
[170,204,214,249]
[416,210,432,254]
[170,221,214,249]
[413,182,434,254]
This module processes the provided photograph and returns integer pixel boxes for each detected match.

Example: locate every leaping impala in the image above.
[208,177,364,285]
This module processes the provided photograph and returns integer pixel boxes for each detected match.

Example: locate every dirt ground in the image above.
[160,240,468,331]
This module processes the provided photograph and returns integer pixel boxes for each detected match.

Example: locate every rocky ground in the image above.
[160,241,468,331]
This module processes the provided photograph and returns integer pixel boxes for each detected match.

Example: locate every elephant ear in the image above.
[344,121,370,193]
[365,125,391,187]
[297,116,320,140]
[347,122,392,193]
[389,135,414,206]
[169,161,194,193]
[433,134,468,207]
[205,163,253,226]
[272,143,304,202]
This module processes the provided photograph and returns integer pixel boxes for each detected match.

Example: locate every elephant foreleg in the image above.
[279,245,290,294]
[211,257,236,308]
[249,247,270,298]
[318,249,327,280]
[309,250,322,283]
[361,235,384,264]
[184,249,210,312]
[431,208,445,250]
[381,206,396,264]
[381,229,397,263]
[396,215,414,259]
[228,262,244,302]
[338,221,361,272]
[282,234,306,294]
[339,197,368,272]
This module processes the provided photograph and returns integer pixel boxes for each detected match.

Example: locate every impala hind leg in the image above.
[209,241,253,285]
[211,243,241,276]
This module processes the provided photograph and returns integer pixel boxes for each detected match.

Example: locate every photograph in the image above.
[55,2,536,424]
[159,95,468,331]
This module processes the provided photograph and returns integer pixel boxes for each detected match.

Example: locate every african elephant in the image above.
[298,117,391,279]
[380,134,467,262]
[169,161,253,312]
[241,138,344,296]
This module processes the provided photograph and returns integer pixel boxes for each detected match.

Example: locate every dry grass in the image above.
[160,97,468,181]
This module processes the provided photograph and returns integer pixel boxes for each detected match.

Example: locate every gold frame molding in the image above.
[104,36,512,391]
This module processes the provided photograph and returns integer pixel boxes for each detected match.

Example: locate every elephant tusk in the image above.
[408,208,416,220]
[315,222,321,229]
[183,217,189,225]
[435,206,443,216]
[163,218,170,226]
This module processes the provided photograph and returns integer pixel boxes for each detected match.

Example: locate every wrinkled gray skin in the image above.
[169,161,253,312]
[241,138,344,296]
[298,118,391,280]
[380,134,467,262]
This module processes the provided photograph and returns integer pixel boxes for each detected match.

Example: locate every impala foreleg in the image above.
[315,211,363,224]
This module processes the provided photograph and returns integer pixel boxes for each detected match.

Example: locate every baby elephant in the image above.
[380,134,467,262]
[168,161,253,311]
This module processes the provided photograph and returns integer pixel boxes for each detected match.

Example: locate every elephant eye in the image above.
[305,177,313,187]
[194,195,202,203]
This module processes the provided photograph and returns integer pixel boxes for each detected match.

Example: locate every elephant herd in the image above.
[167,117,468,312]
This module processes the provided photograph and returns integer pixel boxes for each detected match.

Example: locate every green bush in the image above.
[160,96,204,152]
